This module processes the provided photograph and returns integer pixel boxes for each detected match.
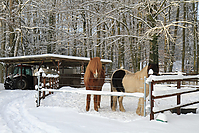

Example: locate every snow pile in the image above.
[156,113,168,123]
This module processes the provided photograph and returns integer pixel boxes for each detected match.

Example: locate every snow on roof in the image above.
[0,54,112,64]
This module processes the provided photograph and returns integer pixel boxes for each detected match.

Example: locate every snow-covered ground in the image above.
[0,83,199,133]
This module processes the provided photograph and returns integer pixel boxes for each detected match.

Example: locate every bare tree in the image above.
[0,0,198,75]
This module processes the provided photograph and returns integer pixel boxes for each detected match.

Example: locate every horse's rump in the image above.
[122,66,148,93]
[111,69,132,92]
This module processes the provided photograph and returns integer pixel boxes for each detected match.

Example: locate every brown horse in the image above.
[84,57,105,111]
[111,63,159,116]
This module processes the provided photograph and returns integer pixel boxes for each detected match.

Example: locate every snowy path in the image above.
[0,89,59,133]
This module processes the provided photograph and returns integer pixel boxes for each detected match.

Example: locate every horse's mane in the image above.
[84,57,103,85]
[128,65,148,79]
[86,57,102,74]
[137,65,148,74]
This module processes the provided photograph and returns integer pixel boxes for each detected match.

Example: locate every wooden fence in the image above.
[36,69,199,121]
[145,74,199,120]
[35,69,59,107]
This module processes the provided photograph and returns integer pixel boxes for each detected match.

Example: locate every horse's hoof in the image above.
[94,108,98,112]
[137,113,141,116]
[120,109,125,112]
[119,107,125,112]
[112,107,116,111]
[86,107,89,111]
[136,110,141,116]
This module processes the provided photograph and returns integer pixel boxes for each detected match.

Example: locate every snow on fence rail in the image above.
[145,73,199,120]
[39,88,144,97]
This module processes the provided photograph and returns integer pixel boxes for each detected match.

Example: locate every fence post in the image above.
[42,77,46,99]
[144,76,146,117]
[150,81,154,120]
[52,77,54,93]
[49,78,52,94]
[37,71,41,107]
[177,80,181,115]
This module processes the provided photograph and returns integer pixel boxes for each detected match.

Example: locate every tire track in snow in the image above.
[0,90,60,133]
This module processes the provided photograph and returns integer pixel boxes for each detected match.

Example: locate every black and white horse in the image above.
[111,63,159,116]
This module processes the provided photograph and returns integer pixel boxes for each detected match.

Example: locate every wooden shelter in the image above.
[0,54,112,88]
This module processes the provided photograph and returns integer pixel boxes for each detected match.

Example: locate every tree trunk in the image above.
[148,3,159,65]
[0,11,6,83]
[169,0,180,72]
[137,9,142,71]
[82,10,87,57]
[47,0,56,53]
[193,2,197,74]
[9,0,15,57]
[117,21,122,68]
[163,16,168,72]
[182,2,186,72]
[96,17,100,57]
[149,35,159,65]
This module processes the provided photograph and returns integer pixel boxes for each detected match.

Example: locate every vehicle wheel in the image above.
[4,79,13,90]
[5,87,11,90]
[16,79,27,90]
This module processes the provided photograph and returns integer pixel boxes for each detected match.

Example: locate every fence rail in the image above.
[145,74,199,120]
[39,88,144,97]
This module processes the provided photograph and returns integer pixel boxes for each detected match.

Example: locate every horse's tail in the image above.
[111,84,113,108]
[110,69,127,108]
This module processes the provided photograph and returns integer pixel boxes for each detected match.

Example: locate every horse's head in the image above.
[89,57,103,79]
[147,63,159,77]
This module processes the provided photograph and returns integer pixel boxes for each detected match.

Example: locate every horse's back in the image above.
[122,66,148,93]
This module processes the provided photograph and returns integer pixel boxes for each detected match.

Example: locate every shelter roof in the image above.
[0,54,112,67]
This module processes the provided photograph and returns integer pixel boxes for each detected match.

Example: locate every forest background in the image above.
[0,0,199,83]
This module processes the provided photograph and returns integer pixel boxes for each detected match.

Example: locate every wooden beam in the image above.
[38,61,44,70]
[150,82,154,120]
[177,81,181,115]
[154,101,199,114]
[153,89,199,99]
